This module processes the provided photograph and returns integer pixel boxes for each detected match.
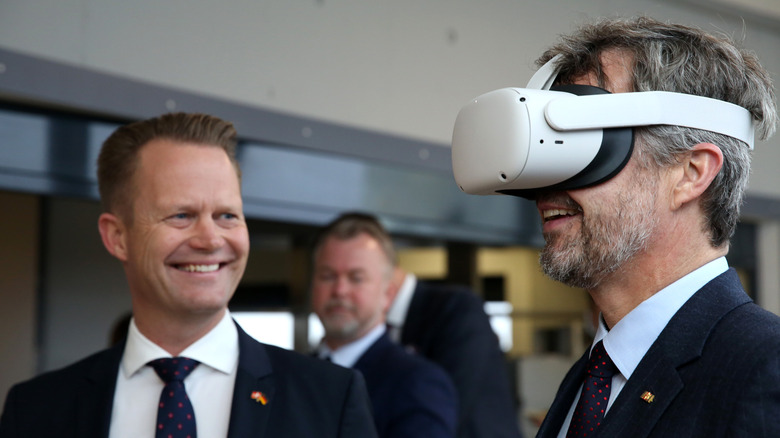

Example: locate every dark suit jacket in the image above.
[353,331,458,438]
[0,323,378,438]
[401,282,522,438]
[536,268,780,437]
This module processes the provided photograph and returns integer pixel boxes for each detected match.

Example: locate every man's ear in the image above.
[671,143,724,210]
[386,267,405,303]
[381,267,403,314]
[98,212,129,261]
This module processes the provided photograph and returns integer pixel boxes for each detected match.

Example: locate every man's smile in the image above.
[175,263,222,273]
[542,208,580,223]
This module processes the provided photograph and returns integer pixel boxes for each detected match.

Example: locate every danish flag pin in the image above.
[251,391,268,405]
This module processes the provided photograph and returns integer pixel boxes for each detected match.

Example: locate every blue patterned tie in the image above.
[566,341,617,437]
[149,357,200,438]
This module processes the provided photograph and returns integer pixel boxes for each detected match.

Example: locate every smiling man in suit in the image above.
[507,17,780,437]
[311,213,458,438]
[0,112,377,438]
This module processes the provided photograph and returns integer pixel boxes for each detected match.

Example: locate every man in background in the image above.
[320,212,522,438]
[387,269,522,438]
[312,212,458,438]
[0,112,377,438]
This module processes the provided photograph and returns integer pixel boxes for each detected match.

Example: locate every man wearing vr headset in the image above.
[458,17,780,437]
[530,17,780,438]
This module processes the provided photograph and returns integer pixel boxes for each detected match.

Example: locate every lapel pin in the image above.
[251,390,268,405]
[640,391,655,404]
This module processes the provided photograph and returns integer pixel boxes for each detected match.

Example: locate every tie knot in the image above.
[149,357,199,383]
[587,341,616,378]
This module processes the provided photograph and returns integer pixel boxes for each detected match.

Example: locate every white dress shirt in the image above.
[317,323,386,368]
[109,310,240,438]
[557,257,729,437]
[386,273,417,342]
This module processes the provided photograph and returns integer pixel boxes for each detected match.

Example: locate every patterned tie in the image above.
[566,341,617,437]
[149,357,200,438]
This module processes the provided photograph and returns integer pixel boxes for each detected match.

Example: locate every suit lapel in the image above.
[352,332,389,371]
[351,332,391,400]
[227,323,275,438]
[597,354,683,438]
[78,345,123,438]
[540,270,750,438]
[597,269,751,437]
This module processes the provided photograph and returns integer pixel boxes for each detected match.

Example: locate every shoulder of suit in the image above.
[722,301,780,340]
[371,336,450,378]
[415,282,484,310]
[8,345,122,392]
[262,343,359,379]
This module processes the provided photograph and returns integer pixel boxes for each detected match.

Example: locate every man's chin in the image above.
[539,248,596,289]
[541,261,603,290]
[323,320,359,339]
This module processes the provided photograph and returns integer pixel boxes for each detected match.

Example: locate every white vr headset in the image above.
[451,55,755,198]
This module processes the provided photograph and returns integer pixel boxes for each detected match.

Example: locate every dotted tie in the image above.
[149,357,199,438]
[566,341,617,438]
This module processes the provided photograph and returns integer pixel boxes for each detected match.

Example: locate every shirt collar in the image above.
[386,273,416,328]
[594,257,728,380]
[318,323,386,368]
[121,310,239,377]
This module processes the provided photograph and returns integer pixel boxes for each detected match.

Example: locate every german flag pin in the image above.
[640,391,655,404]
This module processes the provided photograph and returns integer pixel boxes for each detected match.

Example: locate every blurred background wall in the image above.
[1,1,778,435]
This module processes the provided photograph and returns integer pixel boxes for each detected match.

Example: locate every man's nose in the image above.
[190,217,224,250]
[332,276,351,297]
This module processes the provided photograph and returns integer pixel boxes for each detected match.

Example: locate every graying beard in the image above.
[539,193,657,290]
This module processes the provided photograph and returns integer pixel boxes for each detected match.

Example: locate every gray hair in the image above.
[538,16,777,247]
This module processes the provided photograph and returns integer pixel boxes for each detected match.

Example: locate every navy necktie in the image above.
[149,357,200,438]
[566,341,617,437]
